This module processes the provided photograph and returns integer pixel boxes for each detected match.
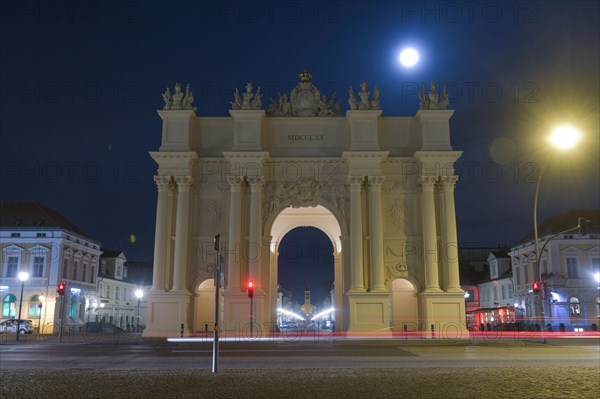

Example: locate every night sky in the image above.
[1,1,598,304]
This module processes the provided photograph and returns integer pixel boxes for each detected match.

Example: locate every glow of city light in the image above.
[594,272,600,283]
[311,307,335,321]
[399,48,419,67]
[277,308,305,321]
[548,125,581,150]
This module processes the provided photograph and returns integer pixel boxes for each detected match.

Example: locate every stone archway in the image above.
[194,279,216,335]
[267,205,344,330]
[389,278,419,332]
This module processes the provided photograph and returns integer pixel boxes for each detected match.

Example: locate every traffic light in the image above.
[247,280,254,299]
[531,281,541,294]
[57,282,66,296]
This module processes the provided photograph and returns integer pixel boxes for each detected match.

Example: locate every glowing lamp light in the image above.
[277,308,305,321]
[594,272,600,283]
[135,289,144,299]
[548,125,581,150]
[310,307,335,321]
[399,48,419,67]
[18,272,29,282]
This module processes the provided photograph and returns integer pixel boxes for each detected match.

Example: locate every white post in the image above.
[151,176,171,291]
[347,176,365,292]
[172,176,193,291]
[368,176,386,291]
[420,176,441,292]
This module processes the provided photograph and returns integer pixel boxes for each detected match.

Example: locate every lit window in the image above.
[29,295,41,317]
[569,297,581,316]
[2,294,17,317]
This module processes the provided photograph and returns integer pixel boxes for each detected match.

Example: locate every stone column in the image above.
[172,176,193,292]
[247,176,264,282]
[151,176,171,291]
[347,176,365,292]
[226,176,244,291]
[368,176,386,292]
[441,176,462,292]
[420,176,441,292]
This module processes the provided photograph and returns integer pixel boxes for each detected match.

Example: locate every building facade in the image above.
[0,202,101,332]
[145,73,467,337]
[509,210,600,331]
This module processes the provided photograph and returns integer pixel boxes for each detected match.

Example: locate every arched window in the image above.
[69,295,78,319]
[2,294,17,317]
[29,295,41,317]
[569,297,581,316]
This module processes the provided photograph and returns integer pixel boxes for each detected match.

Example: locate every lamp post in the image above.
[38,295,45,335]
[533,125,581,336]
[135,289,143,333]
[16,272,29,341]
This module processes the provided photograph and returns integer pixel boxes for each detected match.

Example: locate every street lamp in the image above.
[533,124,581,334]
[135,289,143,333]
[16,272,29,341]
[38,295,45,335]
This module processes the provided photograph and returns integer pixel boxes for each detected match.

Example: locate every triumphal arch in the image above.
[144,70,467,338]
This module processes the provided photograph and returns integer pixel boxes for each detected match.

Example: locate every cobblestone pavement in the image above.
[1,367,599,399]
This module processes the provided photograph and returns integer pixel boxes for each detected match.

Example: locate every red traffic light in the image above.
[247,280,254,299]
[531,281,541,294]
[57,282,66,296]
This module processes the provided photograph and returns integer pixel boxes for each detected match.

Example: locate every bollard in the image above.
[180,323,184,338]
[403,324,407,340]
[205,323,208,336]
[431,324,435,340]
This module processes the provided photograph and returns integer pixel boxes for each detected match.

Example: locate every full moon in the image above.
[399,48,419,67]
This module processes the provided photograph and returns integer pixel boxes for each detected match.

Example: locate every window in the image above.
[592,258,600,273]
[36,233,46,237]
[542,259,548,276]
[10,233,20,237]
[569,297,581,316]
[508,284,513,298]
[116,265,122,279]
[99,283,103,297]
[501,285,506,299]
[90,266,95,284]
[491,263,497,277]
[115,286,120,301]
[524,263,529,284]
[515,265,520,286]
[82,263,88,283]
[69,295,78,318]
[33,256,44,277]
[567,258,578,279]
[63,258,69,279]
[493,286,498,301]
[73,261,78,281]
[29,295,41,317]
[2,294,16,317]
[106,286,110,299]
[6,256,18,277]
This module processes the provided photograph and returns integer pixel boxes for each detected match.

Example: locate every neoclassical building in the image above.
[144,72,467,337]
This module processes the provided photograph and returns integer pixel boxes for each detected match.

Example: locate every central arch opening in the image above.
[268,205,343,332]
[278,227,334,331]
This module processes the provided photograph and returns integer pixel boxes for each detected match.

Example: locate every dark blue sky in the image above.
[1,1,598,303]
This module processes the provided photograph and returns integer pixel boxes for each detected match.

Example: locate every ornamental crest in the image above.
[266,68,341,117]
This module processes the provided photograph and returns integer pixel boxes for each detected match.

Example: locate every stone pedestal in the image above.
[346,110,382,151]
[346,292,390,333]
[416,110,454,151]
[143,290,191,338]
[158,110,196,152]
[418,291,468,339]
[230,110,265,151]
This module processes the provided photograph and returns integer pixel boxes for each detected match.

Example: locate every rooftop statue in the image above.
[348,81,380,110]
[231,82,262,110]
[419,81,450,110]
[162,82,196,111]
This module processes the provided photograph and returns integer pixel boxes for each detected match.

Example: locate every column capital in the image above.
[153,175,172,192]
[367,175,385,190]
[419,175,438,189]
[440,175,459,189]
[227,175,244,189]
[346,175,365,189]
[174,176,193,192]
[247,175,264,190]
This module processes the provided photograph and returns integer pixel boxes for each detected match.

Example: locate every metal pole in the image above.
[250,297,253,338]
[137,299,141,333]
[533,165,546,343]
[58,296,65,343]
[16,282,24,342]
[212,234,221,374]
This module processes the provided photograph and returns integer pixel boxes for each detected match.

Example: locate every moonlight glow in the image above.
[399,48,419,67]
